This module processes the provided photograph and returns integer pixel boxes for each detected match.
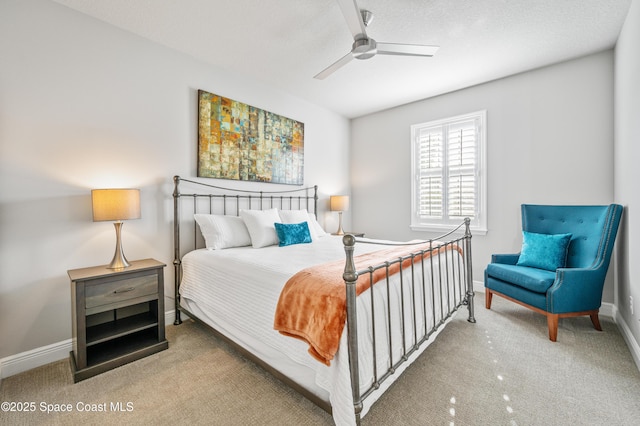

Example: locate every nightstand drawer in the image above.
[86,274,158,310]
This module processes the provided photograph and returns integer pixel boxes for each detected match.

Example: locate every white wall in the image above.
[0,0,350,360]
[614,0,640,365]
[351,51,616,297]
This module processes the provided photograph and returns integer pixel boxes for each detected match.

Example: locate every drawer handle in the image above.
[114,287,136,294]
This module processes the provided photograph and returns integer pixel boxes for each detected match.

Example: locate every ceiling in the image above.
[53,0,631,118]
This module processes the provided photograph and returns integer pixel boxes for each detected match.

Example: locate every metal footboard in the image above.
[343,219,475,424]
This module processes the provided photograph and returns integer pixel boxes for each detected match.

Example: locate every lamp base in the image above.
[108,221,131,269]
[336,211,345,235]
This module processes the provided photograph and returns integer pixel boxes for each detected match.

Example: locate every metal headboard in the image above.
[172,175,318,325]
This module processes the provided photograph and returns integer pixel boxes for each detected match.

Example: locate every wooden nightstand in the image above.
[68,258,168,382]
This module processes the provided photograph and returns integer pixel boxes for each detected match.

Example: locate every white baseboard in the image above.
[0,310,183,380]
[168,308,190,324]
[1,339,72,379]
[600,301,614,319]
[473,280,483,294]
[613,305,640,372]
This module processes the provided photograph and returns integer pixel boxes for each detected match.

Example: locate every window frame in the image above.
[410,110,487,235]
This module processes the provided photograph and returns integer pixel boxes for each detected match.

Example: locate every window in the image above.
[410,111,487,235]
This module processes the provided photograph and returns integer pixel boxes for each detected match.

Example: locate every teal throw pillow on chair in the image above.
[516,231,572,271]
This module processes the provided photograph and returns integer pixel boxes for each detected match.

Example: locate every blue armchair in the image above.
[484,204,623,341]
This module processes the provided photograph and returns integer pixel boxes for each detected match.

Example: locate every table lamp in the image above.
[91,189,141,269]
[330,195,349,235]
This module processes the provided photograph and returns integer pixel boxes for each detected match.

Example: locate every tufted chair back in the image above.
[521,204,622,270]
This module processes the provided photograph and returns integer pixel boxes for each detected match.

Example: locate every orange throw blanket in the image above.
[273,242,459,365]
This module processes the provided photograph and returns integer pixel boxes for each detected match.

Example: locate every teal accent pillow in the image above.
[274,222,312,247]
[516,231,572,271]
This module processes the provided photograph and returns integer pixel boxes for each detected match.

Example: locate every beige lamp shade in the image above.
[330,195,350,212]
[92,189,141,222]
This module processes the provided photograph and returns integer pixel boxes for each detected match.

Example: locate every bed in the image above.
[172,176,475,425]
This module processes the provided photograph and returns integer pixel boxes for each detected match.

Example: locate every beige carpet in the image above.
[2,296,640,425]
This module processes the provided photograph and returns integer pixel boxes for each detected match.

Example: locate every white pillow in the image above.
[278,209,318,240]
[308,212,327,237]
[194,214,251,250]
[240,208,281,248]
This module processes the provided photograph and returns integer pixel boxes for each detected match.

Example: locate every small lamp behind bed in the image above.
[91,188,141,269]
[330,195,349,235]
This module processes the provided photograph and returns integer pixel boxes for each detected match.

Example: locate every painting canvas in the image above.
[198,90,304,185]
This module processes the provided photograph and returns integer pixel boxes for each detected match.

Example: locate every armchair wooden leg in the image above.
[590,312,602,331]
[485,290,493,309]
[547,314,559,342]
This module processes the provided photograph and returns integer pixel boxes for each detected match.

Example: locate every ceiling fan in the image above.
[314,0,439,79]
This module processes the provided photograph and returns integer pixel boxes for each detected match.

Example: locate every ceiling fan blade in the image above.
[376,42,439,57]
[314,52,353,80]
[337,0,367,39]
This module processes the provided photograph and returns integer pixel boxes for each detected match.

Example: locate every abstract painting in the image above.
[197,90,304,185]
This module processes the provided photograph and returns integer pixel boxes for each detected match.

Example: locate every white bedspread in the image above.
[180,235,462,426]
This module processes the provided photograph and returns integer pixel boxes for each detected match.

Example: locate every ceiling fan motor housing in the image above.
[352,38,377,59]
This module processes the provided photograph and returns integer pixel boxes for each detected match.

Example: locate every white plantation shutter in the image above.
[417,127,443,218]
[411,111,487,234]
[447,119,477,219]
